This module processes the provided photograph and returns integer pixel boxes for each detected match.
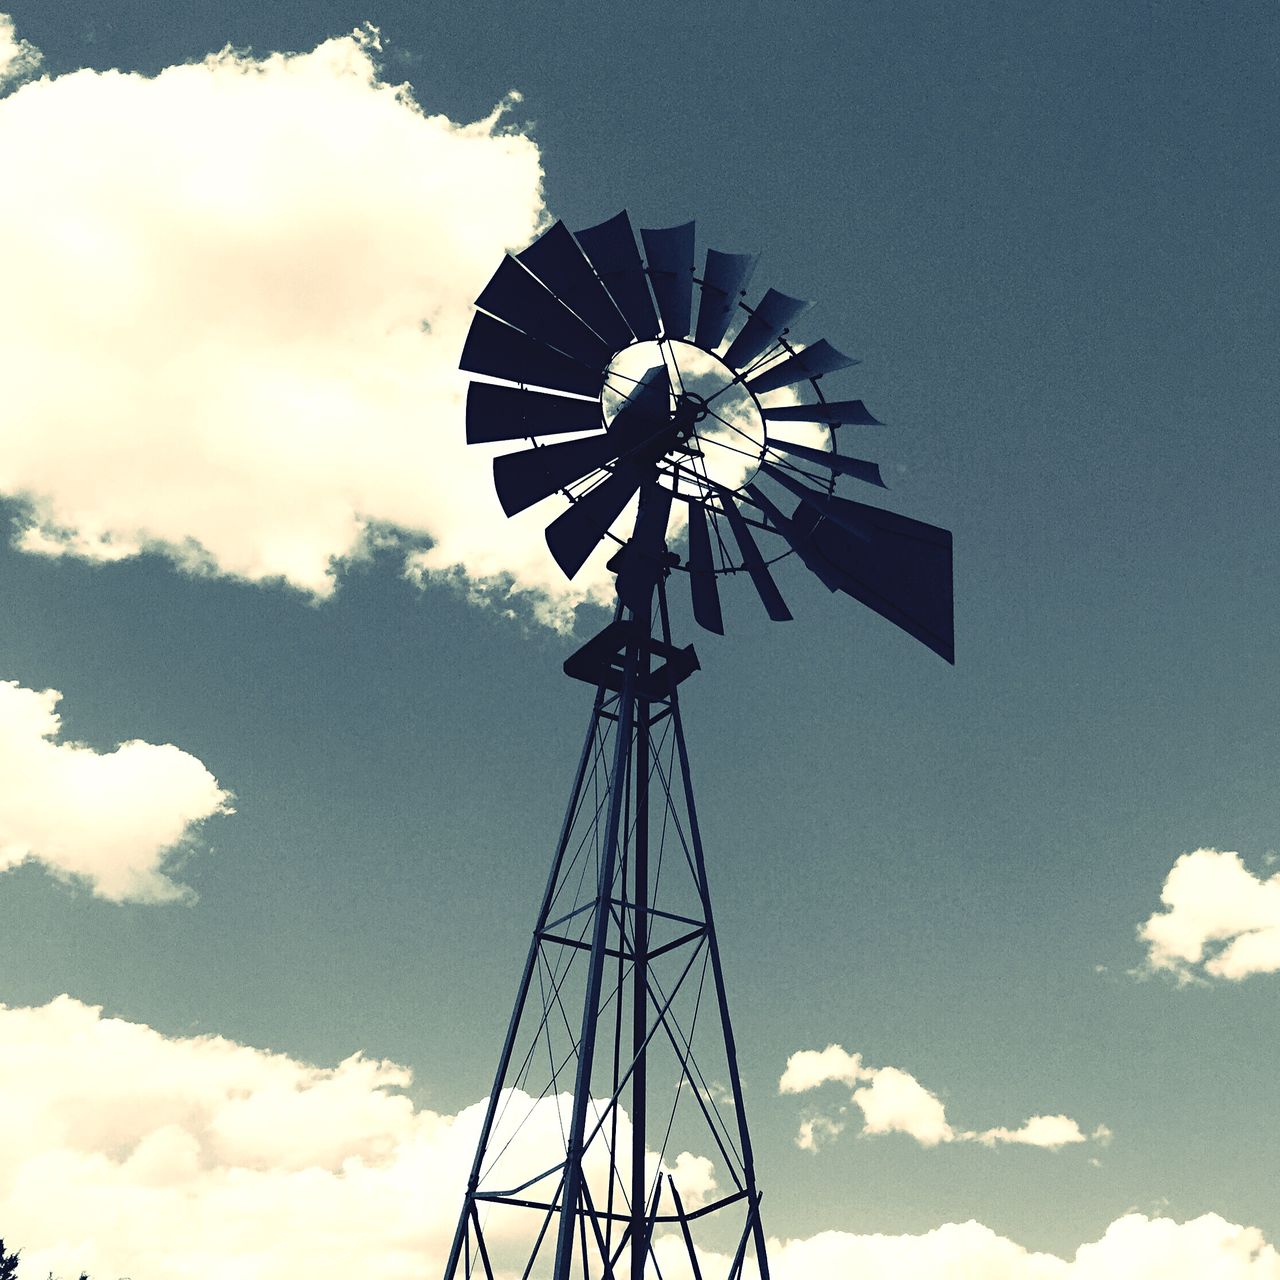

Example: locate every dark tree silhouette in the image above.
[0,1239,95,1280]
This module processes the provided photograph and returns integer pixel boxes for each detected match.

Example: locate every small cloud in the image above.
[779,1044,867,1094]
[970,1115,1085,1150]
[1137,848,1280,983]
[854,1066,954,1147]
[781,1043,1106,1156]
[0,678,232,902]
[796,1116,845,1152]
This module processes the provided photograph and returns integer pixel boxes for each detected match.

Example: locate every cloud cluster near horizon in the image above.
[1138,849,1280,983]
[0,996,1274,1280]
[0,679,231,902]
[0,996,710,1280]
[780,1044,1109,1154]
[0,18,619,630]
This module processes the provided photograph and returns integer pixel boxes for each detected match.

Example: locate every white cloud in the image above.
[796,1115,845,1152]
[752,1214,1280,1280]
[0,20,629,630]
[0,995,710,1280]
[973,1115,1086,1150]
[0,12,40,88]
[854,1065,955,1146]
[0,679,232,902]
[779,1043,867,1093]
[1138,848,1280,983]
[780,1043,1102,1154]
[0,997,1274,1279]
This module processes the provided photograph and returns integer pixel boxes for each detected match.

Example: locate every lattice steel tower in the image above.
[444,212,954,1280]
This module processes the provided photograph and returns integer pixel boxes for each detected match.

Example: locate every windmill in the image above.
[444,211,953,1280]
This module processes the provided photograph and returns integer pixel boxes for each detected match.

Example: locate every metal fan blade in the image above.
[545,466,646,579]
[790,496,954,663]
[516,221,633,350]
[722,288,811,371]
[721,497,793,622]
[684,499,724,634]
[575,211,660,341]
[493,433,620,516]
[475,256,612,370]
[466,382,601,444]
[694,249,757,350]
[640,222,695,340]
[744,339,859,395]
[614,481,674,612]
[744,484,840,592]
[763,399,882,426]
[765,440,886,488]
[724,289,809,370]
[461,313,603,398]
[759,463,873,540]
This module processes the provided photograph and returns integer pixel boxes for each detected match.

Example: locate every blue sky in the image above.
[0,2,1278,1276]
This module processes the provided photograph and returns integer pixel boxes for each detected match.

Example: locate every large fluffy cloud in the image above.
[0,996,709,1280]
[0,19,627,628]
[0,679,231,902]
[1138,848,1280,982]
[746,1215,1280,1280]
[780,1044,1105,1153]
[0,12,39,87]
[0,997,1275,1279]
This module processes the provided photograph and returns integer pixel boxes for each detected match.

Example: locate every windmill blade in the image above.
[516,220,633,350]
[493,433,621,516]
[614,481,674,612]
[721,497,793,622]
[466,382,602,445]
[575,211,660,341]
[640,222,695,340]
[722,288,811,372]
[476,256,613,370]
[744,339,859,395]
[790,497,954,663]
[491,365,670,515]
[765,439,886,488]
[694,249,757,350]
[546,465,646,579]
[744,484,840,592]
[461,313,603,398]
[684,499,724,634]
[763,399,882,427]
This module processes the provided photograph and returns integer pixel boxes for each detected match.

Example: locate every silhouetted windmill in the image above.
[444,212,953,1280]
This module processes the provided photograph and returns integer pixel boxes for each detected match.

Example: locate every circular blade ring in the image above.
[459,210,921,615]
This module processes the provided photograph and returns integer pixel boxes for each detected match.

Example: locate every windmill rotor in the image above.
[461,209,954,662]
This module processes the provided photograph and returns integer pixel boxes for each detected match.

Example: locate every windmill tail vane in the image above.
[443,211,954,1279]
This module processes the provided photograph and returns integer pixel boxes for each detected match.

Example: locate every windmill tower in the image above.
[444,212,954,1280]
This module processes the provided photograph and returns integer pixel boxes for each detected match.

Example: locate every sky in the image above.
[0,1,1278,1276]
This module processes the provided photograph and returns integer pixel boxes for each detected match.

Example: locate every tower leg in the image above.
[551,631,637,1279]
